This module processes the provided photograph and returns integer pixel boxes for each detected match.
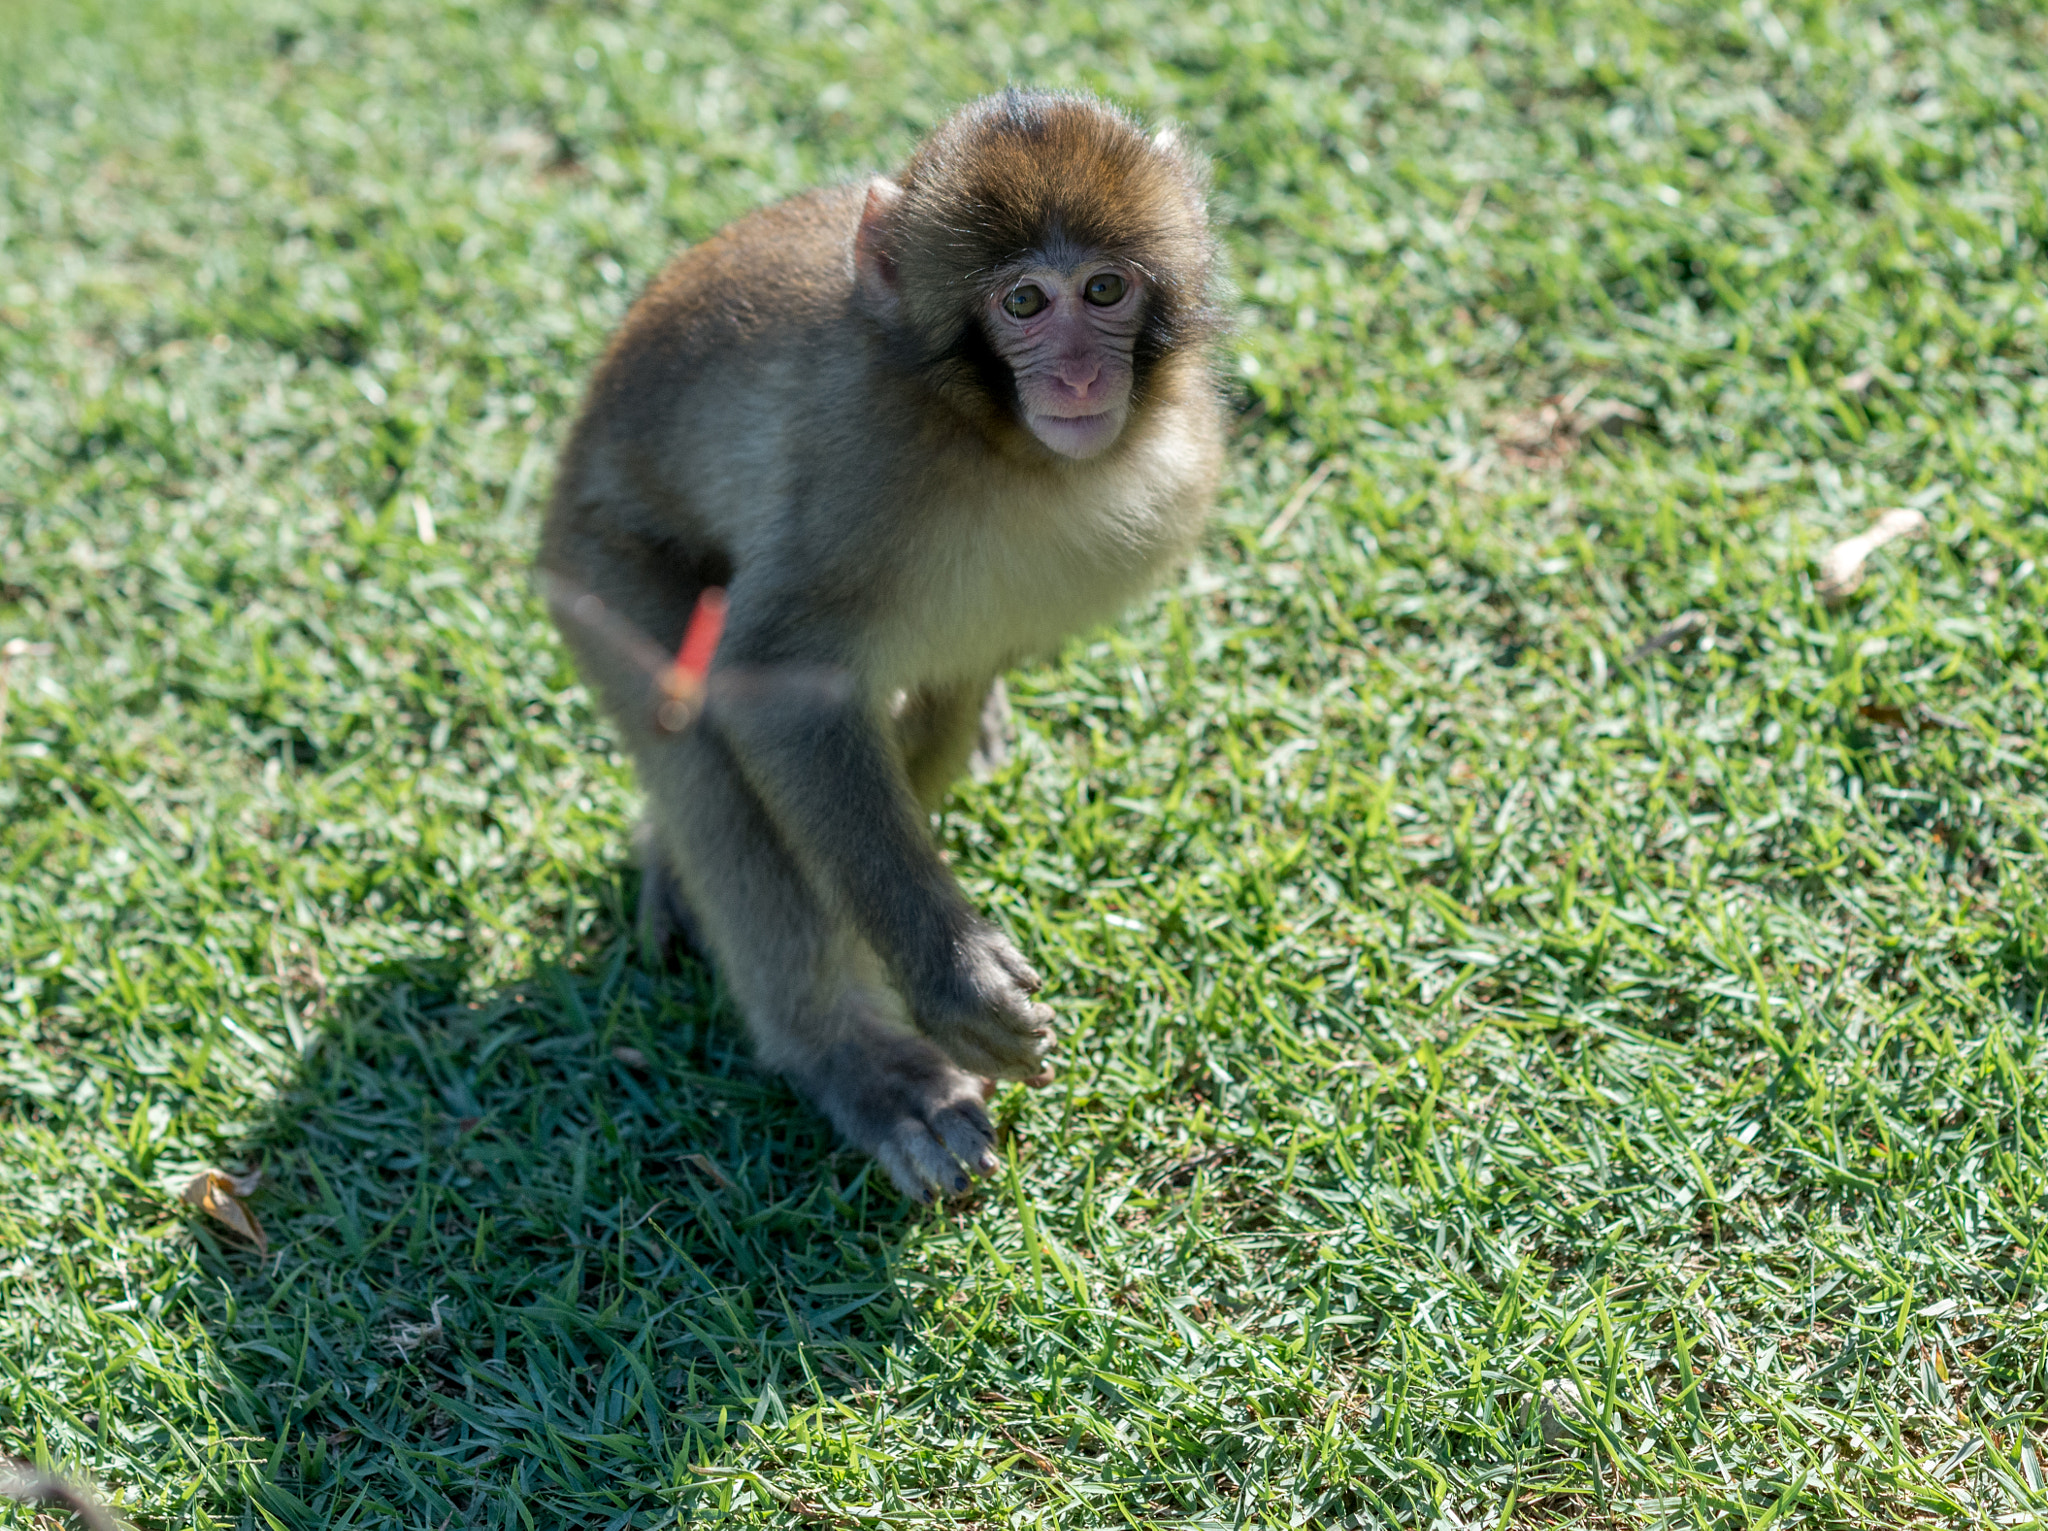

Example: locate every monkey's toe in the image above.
[991,944,1043,996]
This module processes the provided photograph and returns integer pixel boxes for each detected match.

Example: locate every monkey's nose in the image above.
[1057,360,1100,394]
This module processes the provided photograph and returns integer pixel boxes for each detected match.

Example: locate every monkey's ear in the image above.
[1151,121,1213,189]
[853,177,906,310]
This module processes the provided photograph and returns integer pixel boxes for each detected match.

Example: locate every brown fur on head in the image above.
[859,91,1222,421]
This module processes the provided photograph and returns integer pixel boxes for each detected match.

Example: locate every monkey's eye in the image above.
[1002,284,1049,319]
[1083,272,1128,306]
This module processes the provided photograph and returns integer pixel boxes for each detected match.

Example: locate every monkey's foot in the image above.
[798,1029,1001,1203]
[632,818,705,967]
[915,923,1057,1083]
[967,677,1013,781]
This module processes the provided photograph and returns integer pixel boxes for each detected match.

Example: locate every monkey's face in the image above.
[987,262,1144,460]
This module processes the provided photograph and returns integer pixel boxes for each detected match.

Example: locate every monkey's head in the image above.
[854,90,1221,461]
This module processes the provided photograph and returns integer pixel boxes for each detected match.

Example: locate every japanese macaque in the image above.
[540,90,1225,1201]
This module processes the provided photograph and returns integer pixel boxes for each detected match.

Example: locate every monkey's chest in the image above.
[868,492,1182,692]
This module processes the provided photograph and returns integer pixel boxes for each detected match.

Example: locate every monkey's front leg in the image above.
[636,727,1001,1201]
[713,676,1056,1083]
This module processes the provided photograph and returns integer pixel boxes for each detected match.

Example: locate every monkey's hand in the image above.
[914,923,1057,1083]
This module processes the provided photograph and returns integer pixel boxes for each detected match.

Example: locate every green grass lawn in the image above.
[4,0,2048,1525]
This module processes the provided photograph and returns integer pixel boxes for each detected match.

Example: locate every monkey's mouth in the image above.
[1026,407,1124,460]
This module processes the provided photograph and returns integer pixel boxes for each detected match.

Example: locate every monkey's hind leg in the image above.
[969,676,1013,781]
[633,815,706,967]
[644,730,1000,1201]
[898,677,1011,810]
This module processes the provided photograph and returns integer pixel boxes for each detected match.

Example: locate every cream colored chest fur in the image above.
[864,407,1219,694]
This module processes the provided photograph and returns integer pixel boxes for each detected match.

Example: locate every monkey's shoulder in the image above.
[629,185,866,345]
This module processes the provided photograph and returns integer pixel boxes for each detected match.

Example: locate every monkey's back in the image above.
[559,188,863,488]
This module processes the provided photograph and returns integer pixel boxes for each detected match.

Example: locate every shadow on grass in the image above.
[198,875,935,1528]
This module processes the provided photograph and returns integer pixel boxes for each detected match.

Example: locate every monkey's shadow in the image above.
[210,870,940,1526]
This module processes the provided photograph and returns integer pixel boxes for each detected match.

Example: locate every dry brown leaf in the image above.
[485,125,554,163]
[812,1352,863,1388]
[1523,1378,1586,1445]
[1857,701,1967,733]
[1491,384,1648,469]
[384,1296,450,1360]
[1623,610,1711,663]
[1450,182,1488,236]
[180,1169,267,1254]
[1817,507,1926,603]
[1258,457,1342,547]
[684,1152,730,1190]
[995,1427,1058,1474]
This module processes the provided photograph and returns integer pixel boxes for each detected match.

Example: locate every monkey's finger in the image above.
[932,1033,1019,1079]
[991,997,1056,1036]
[972,1014,1057,1065]
[877,1120,978,1201]
[953,990,1049,1038]
[932,1027,1051,1083]
[982,1032,1057,1081]
[991,944,1043,994]
[929,1100,1000,1179]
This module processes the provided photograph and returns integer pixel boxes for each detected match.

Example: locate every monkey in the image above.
[540,90,1225,1202]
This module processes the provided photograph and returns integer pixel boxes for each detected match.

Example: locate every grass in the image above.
[3,0,2048,1524]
